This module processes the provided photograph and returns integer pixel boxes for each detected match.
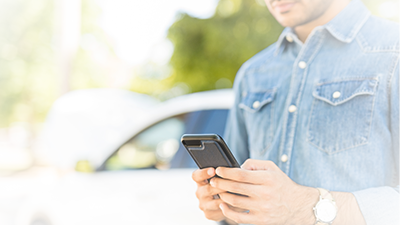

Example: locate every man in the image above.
[192,0,399,224]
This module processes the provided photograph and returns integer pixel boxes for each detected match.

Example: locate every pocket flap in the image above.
[239,89,277,112]
[313,78,378,106]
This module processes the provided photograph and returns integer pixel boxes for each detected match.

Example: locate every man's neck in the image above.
[294,0,350,43]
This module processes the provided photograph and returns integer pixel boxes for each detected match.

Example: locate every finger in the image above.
[215,167,269,185]
[196,184,226,200]
[219,192,255,210]
[228,205,249,213]
[219,202,254,225]
[241,159,278,171]
[202,209,226,222]
[199,198,224,211]
[192,168,215,184]
[210,177,258,196]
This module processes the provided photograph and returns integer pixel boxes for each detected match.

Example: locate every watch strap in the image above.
[314,188,336,225]
[317,188,333,201]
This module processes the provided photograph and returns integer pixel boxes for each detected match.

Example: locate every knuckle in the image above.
[196,186,208,199]
[204,214,211,220]
[192,169,205,182]
[243,159,252,166]
[198,202,205,211]
[204,213,215,220]
[198,185,212,199]
[195,189,201,199]
[211,178,218,187]
[191,170,199,181]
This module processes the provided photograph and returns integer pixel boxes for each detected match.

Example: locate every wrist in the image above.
[290,185,320,225]
[330,192,366,225]
[314,188,338,224]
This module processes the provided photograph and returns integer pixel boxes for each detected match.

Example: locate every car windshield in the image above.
[103,109,229,170]
[105,116,185,170]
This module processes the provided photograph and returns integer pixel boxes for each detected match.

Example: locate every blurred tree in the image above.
[71,0,119,90]
[0,0,56,127]
[166,0,398,94]
[0,0,106,127]
[167,0,283,93]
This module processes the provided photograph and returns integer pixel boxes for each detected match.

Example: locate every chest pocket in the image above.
[307,78,378,154]
[239,89,276,155]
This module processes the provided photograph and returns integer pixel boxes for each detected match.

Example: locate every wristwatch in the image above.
[313,188,337,225]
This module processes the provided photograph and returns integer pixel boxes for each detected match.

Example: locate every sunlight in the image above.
[96,0,218,66]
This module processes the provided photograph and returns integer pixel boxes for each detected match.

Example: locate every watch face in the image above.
[315,199,337,222]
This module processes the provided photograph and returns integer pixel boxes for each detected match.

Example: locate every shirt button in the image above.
[242,91,247,97]
[298,61,307,69]
[288,105,297,113]
[286,35,293,43]
[332,91,341,99]
[281,154,288,163]
[252,101,260,109]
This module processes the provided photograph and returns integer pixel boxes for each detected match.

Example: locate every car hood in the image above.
[35,89,159,169]
[17,168,217,225]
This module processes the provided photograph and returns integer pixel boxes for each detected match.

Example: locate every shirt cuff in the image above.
[352,186,399,225]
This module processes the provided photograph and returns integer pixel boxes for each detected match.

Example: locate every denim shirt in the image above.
[224,1,399,224]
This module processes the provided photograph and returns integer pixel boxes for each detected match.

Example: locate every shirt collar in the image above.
[324,0,370,43]
[274,0,371,54]
[274,27,296,55]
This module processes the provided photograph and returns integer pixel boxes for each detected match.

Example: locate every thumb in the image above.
[241,159,278,171]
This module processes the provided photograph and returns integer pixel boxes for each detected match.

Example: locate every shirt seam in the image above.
[356,34,400,53]
[260,100,275,155]
[324,5,370,43]
[315,76,379,86]
[306,93,376,154]
[285,29,325,174]
[387,54,399,101]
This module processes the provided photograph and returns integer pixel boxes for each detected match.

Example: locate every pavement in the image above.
[0,167,59,225]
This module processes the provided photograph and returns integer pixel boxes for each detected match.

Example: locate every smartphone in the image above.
[182,134,245,198]
[181,134,240,169]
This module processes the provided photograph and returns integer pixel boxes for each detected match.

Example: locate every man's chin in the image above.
[276,18,298,28]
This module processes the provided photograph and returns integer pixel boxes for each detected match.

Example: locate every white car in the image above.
[17,88,234,225]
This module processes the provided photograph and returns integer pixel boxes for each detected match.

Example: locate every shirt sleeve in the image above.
[224,63,250,165]
[352,59,399,225]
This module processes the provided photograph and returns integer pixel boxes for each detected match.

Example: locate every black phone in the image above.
[181,134,240,169]
[182,134,246,198]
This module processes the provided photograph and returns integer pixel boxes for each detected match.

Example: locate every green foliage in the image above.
[71,0,117,89]
[167,0,283,93]
[0,0,56,127]
[0,0,113,127]
[166,0,398,94]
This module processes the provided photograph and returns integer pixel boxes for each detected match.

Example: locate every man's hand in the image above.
[210,159,319,225]
[192,168,227,221]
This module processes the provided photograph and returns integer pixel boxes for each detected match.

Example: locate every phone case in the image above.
[181,134,240,169]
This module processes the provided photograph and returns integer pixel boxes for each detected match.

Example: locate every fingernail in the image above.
[216,167,220,174]
[209,179,215,187]
[207,168,214,176]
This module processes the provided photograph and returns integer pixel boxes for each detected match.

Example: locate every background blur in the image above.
[0,0,398,224]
